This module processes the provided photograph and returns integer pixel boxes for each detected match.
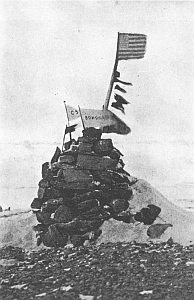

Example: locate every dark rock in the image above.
[41,199,64,214]
[36,236,42,246]
[148,204,162,216]
[35,211,55,225]
[44,188,62,198]
[77,199,99,213]
[70,234,88,247]
[51,147,61,164]
[58,218,104,234]
[147,224,173,238]
[82,128,102,140]
[78,142,93,153]
[77,154,118,171]
[61,197,78,218]
[31,198,46,210]
[109,199,129,214]
[42,166,55,180]
[93,139,113,156]
[111,212,134,223]
[42,224,68,247]
[63,168,93,183]
[64,139,76,151]
[56,219,91,235]
[49,178,64,189]
[78,136,96,144]
[111,187,133,200]
[72,190,103,203]
[109,148,121,160]
[38,179,49,188]
[134,204,161,225]
[92,171,113,184]
[51,162,75,171]
[112,182,131,189]
[58,154,76,164]
[101,188,132,201]
[90,228,102,241]
[87,219,104,231]
[53,205,73,223]
[166,237,174,246]
[109,171,128,183]
[80,206,110,221]
[61,181,94,190]
[37,187,45,199]
[42,162,50,178]
[33,223,49,234]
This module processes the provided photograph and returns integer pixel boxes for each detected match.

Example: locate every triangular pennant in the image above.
[115,78,133,86]
[111,101,125,114]
[114,84,126,93]
[65,124,78,134]
[114,94,130,105]
[114,71,120,78]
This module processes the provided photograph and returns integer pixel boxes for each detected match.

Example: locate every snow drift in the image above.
[98,179,194,246]
[0,179,194,250]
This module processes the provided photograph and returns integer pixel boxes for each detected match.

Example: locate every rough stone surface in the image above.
[62,169,93,183]
[109,199,129,214]
[93,139,113,155]
[53,205,73,223]
[58,154,76,164]
[78,142,93,153]
[30,125,138,247]
[77,154,118,171]
[30,127,194,249]
[0,243,194,300]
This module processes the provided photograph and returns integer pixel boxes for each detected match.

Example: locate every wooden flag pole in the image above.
[103,32,120,110]
[62,125,67,151]
[63,101,72,141]
[78,105,85,130]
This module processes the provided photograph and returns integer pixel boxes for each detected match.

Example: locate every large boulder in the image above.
[53,205,73,223]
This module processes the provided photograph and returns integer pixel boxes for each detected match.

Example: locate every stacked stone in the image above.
[31,127,137,248]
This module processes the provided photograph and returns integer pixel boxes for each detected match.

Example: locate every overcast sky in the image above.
[0,1,194,209]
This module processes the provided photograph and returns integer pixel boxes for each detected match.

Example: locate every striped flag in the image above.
[117,33,147,60]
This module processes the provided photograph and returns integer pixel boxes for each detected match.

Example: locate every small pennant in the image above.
[115,84,126,93]
[114,94,130,105]
[115,78,133,86]
[111,102,125,114]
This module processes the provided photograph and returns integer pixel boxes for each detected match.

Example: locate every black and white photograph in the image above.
[0,1,194,299]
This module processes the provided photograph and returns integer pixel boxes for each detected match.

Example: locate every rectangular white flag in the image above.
[66,105,80,121]
[66,105,130,135]
[80,108,116,128]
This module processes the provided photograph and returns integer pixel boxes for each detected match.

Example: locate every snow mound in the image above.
[0,180,194,250]
[0,210,44,250]
[98,180,194,246]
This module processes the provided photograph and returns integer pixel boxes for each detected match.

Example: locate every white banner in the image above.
[66,105,80,121]
[80,108,116,128]
[65,105,130,135]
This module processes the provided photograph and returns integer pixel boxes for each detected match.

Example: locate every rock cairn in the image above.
[31,127,159,248]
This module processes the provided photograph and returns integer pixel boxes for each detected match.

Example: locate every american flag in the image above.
[117,33,147,60]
